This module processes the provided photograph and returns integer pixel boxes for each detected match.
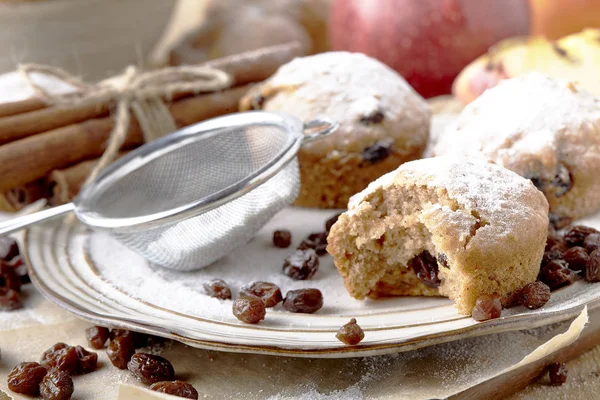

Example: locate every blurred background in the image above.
[0,0,599,99]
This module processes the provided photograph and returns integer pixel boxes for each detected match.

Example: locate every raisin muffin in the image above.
[433,73,600,225]
[239,51,431,208]
[327,157,549,315]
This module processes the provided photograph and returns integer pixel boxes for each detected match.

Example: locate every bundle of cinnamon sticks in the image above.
[0,42,304,211]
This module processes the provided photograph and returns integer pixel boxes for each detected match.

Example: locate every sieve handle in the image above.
[0,203,75,236]
[301,117,339,144]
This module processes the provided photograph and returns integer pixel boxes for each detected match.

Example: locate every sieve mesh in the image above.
[76,114,306,271]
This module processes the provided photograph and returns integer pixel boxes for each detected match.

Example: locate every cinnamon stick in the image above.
[0,84,250,193]
[0,179,49,212]
[0,42,302,146]
[0,97,46,118]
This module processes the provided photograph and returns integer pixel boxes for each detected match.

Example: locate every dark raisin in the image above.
[336,318,365,345]
[86,326,110,349]
[128,353,175,385]
[563,247,589,271]
[0,287,22,310]
[585,250,600,282]
[584,233,600,254]
[6,257,29,284]
[203,279,232,300]
[564,225,598,247]
[283,288,323,313]
[409,251,440,288]
[503,288,523,308]
[40,343,78,374]
[75,345,97,374]
[542,245,567,267]
[471,295,502,321]
[437,253,449,268]
[272,230,292,248]
[110,328,145,346]
[521,281,551,309]
[549,213,572,230]
[548,163,572,197]
[362,138,393,164]
[283,249,319,280]
[232,295,266,324]
[39,370,73,400]
[239,281,282,308]
[325,212,342,233]
[548,362,568,386]
[297,232,328,256]
[539,260,579,290]
[359,109,385,125]
[150,381,199,399]
[0,236,19,261]
[7,362,47,396]
[0,262,21,292]
[106,336,136,369]
[251,95,265,110]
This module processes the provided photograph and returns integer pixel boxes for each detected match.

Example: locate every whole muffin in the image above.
[433,73,600,226]
[240,51,431,208]
[327,157,549,315]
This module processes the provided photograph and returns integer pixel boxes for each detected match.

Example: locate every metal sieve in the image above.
[0,111,338,271]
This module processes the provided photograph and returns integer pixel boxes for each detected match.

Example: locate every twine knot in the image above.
[18,63,232,185]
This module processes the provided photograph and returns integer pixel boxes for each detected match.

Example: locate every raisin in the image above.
[39,370,73,400]
[75,345,97,374]
[409,251,440,288]
[0,237,19,261]
[521,281,551,309]
[542,245,567,267]
[128,353,175,385]
[7,362,47,396]
[7,257,29,284]
[548,362,568,386]
[250,94,265,110]
[539,260,579,290]
[362,138,393,164]
[0,262,21,292]
[239,281,282,308]
[272,230,292,248]
[86,326,110,349]
[110,328,145,347]
[437,253,449,268]
[359,110,385,125]
[203,279,232,300]
[563,247,589,271]
[336,318,365,345]
[585,250,600,282]
[548,163,572,197]
[40,343,78,374]
[325,213,342,233]
[297,232,328,256]
[564,225,598,247]
[503,288,523,309]
[150,381,199,399]
[471,295,502,321]
[545,231,563,252]
[107,336,136,369]
[232,295,266,324]
[283,288,323,313]
[283,249,319,280]
[549,213,572,230]
[584,233,600,254]
[0,287,22,311]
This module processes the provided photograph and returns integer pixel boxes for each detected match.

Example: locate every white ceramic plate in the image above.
[23,207,600,358]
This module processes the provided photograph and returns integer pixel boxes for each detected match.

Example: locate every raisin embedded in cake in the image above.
[327,157,549,315]
[433,73,600,222]
[239,51,431,209]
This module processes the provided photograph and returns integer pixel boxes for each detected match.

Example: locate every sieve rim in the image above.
[74,111,337,233]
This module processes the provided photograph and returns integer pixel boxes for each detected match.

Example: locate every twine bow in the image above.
[18,63,232,186]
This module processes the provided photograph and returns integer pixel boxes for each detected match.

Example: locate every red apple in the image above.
[329,0,530,98]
